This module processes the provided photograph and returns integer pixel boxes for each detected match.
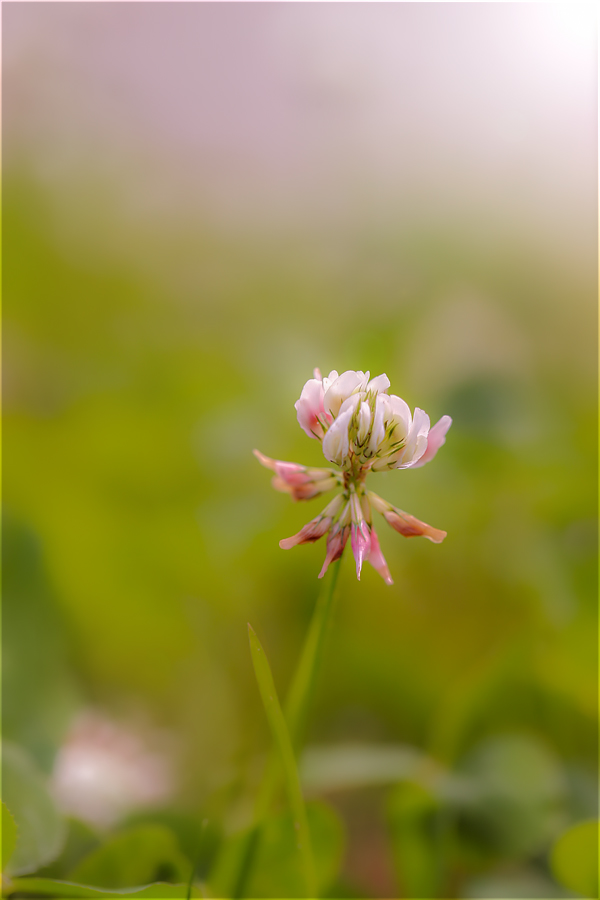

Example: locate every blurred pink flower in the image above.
[51,710,174,829]
[255,368,451,585]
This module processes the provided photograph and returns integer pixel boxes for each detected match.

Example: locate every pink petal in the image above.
[254,450,338,498]
[279,515,332,549]
[411,415,452,468]
[254,450,309,482]
[318,523,350,578]
[368,526,394,585]
[271,475,339,501]
[295,377,330,440]
[351,520,371,580]
[382,508,447,544]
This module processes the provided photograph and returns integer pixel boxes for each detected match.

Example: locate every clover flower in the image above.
[255,368,451,585]
[51,710,174,828]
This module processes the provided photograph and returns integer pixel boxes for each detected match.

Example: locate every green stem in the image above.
[232,559,341,898]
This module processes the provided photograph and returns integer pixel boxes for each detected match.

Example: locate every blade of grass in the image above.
[232,560,341,898]
[247,623,318,900]
[284,557,341,747]
[254,557,341,816]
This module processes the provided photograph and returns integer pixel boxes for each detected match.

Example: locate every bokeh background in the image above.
[2,3,598,898]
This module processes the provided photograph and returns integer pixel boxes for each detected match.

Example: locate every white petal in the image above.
[323,370,364,417]
[387,394,412,437]
[366,373,390,394]
[321,370,339,393]
[411,415,452,468]
[367,395,386,456]
[356,401,372,445]
[396,407,430,467]
[322,406,353,465]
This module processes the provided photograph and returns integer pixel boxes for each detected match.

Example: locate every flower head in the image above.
[255,368,451,584]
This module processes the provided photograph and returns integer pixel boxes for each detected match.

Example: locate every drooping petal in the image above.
[254,449,342,502]
[254,449,338,485]
[271,475,340,501]
[350,490,371,580]
[383,509,447,543]
[279,494,345,549]
[411,415,452,468]
[368,526,393,585]
[318,502,351,578]
[368,490,447,543]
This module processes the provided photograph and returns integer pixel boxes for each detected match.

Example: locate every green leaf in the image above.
[301,742,427,793]
[2,742,67,875]
[462,866,569,898]
[68,824,191,890]
[387,781,445,899]
[4,876,206,898]
[2,801,18,871]
[35,818,101,880]
[457,734,567,858]
[247,623,317,898]
[210,801,343,899]
[2,518,81,771]
[550,819,599,898]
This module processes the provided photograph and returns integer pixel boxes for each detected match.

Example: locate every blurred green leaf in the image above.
[550,819,599,898]
[2,518,81,770]
[4,876,205,898]
[462,866,569,899]
[247,623,316,898]
[68,825,191,890]
[301,742,428,793]
[122,812,220,882]
[457,733,567,859]
[2,742,66,875]
[35,818,101,880]
[387,781,445,899]
[210,801,344,899]
[2,801,18,871]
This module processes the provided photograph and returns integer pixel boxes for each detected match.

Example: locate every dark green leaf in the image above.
[68,825,191,890]
[210,801,343,899]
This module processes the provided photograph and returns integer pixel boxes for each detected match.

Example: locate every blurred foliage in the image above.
[68,825,191,889]
[2,743,67,877]
[550,819,599,899]
[3,133,597,900]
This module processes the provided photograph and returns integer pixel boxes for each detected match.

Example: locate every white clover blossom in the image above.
[255,368,451,585]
